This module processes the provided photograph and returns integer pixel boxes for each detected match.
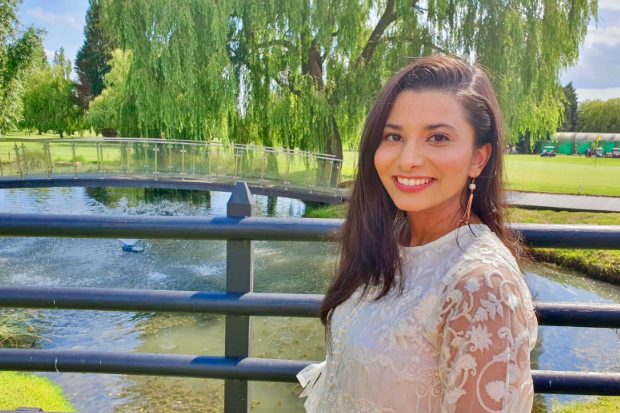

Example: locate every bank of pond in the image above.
[0,187,618,412]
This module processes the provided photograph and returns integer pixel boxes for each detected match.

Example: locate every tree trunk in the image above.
[325,114,343,187]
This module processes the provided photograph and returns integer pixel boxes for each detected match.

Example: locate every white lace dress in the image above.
[297,224,538,413]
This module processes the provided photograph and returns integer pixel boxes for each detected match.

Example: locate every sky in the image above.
[16,0,620,102]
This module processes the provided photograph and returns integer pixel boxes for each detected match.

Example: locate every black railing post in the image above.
[225,181,255,413]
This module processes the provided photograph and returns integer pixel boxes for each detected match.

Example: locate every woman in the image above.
[297,56,538,412]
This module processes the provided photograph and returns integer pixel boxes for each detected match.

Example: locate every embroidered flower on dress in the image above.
[455,353,477,374]
[480,292,504,321]
[467,325,493,352]
[506,293,519,311]
[464,277,480,293]
[485,380,507,402]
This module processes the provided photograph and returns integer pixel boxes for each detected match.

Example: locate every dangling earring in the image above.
[459,177,476,226]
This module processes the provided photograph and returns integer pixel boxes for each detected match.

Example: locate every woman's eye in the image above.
[384,134,401,142]
[428,134,449,143]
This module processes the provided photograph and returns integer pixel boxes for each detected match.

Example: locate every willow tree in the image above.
[0,0,45,134]
[101,0,597,159]
[100,1,236,140]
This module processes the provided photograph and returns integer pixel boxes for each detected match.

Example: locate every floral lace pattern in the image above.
[297,224,538,413]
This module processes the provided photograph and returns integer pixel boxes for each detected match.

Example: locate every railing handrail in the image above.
[1,286,618,329]
[1,349,619,396]
[1,137,342,161]
[0,213,619,248]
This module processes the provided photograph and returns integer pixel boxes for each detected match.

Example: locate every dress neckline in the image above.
[398,223,489,255]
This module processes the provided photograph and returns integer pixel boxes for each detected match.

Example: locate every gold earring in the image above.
[460,177,476,226]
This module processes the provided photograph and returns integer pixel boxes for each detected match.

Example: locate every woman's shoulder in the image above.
[442,225,528,300]
[455,224,520,273]
[441,225,536,326]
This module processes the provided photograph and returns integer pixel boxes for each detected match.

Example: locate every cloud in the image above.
[561,7,620,91]
[576,87,620,101]
[25,6,82,30]
[563,43,620,88]
[599,0,620,11]
[584,25,620,48]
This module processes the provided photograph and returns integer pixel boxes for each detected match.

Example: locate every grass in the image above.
[0,310,74,412]
[553,396,620,412]
[303,204,620,284]
[340,153,620,197]
[303,203,347,218]
[0,371,75,412]
[504,154,620,196]
[508,208,620,284]
[0,310,39,348]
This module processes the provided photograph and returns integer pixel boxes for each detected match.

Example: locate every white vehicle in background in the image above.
[540,145,557,157]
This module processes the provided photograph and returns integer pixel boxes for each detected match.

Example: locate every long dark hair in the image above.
[320,55,522,335]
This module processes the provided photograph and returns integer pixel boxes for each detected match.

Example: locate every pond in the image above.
[0,187,618,412]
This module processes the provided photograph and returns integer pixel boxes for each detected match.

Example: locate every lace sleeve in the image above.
[438,265,536,413]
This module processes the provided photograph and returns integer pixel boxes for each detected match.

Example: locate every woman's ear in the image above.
[470,143,492,177]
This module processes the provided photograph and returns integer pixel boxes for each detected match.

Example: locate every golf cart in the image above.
[540,145,556,157]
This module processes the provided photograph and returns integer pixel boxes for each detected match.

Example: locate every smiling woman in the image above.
[297,56,538,413]
[374,90,491,245]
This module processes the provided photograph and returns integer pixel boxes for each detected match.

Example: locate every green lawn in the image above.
[553,396,620,412]
[504,154,620,196]
[341,153,620,197]
[0,371,74,412]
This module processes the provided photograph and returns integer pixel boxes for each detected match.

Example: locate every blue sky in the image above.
[16,0,620,102]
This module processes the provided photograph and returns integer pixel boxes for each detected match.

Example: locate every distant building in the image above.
[554,132,620,155]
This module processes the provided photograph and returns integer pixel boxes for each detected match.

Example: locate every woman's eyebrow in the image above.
[384,122,457,131]
[425,123,456,131]
[384,122,402,130]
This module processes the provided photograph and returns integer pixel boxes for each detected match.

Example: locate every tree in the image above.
[75,0,116,109]
[22,49,83,137]
[87,48,138,136]
[559,82,578,131]
[100,0,597,160]
[0,0,45,134]
[578,98,620,133]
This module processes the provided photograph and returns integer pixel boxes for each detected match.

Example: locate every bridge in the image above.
[0,137,347,203]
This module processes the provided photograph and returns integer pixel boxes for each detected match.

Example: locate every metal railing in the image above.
[0,182,620,412]
[0,137,344,196]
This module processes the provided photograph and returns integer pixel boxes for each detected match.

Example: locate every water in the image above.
[0,187,619,412]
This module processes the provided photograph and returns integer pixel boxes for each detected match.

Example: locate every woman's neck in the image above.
[404,200,481,247]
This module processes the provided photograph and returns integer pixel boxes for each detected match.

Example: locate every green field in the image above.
[504,155,620,196]
[341,153,620,197]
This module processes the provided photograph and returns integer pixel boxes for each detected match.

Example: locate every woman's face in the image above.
[373,90,491,215]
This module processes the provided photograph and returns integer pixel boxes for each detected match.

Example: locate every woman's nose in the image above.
[398,139,424,170]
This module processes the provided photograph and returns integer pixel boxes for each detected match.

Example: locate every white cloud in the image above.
[577,87,620,101]
[26,6,82,30]
[584,25,620,48]
[599,0,620,11]
[44,48,53,60]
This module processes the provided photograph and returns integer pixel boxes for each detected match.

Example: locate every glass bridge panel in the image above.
[0,138,343,196]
